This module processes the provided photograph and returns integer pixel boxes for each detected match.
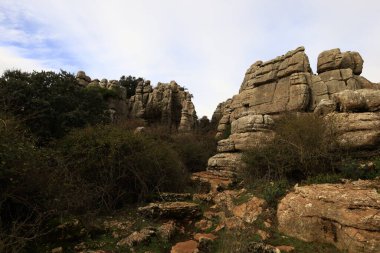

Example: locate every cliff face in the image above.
[75,72,197,132]
[209,47,380,177]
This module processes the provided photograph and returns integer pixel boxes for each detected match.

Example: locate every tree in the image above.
[119,75,144,99]
[0,70,110,144]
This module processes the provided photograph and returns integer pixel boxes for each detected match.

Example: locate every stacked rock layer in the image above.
[75,72,197,132]
[208,47,380,183]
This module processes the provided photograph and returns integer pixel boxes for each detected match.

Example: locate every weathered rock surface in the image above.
[211,46,380,164]
[333,89,380,112]
[116,227,155,247]
[191,171,235,192]
[317,48,363,75]
[74,71,198,131]
[277,179,380,253]
[127,80,197,131]
[329,112,380,148]
[157,221,176,242]
[246,242,280,253]
[138,202,201,219]
[170,240,199,253]
[232,196,266,223]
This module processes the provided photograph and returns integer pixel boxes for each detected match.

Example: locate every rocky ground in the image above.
[45,170,380,253]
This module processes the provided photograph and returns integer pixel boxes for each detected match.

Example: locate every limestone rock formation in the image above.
[328,112,380,148]
[127,80,197,132]
[277,179,380,253]
[317,48,363,75]
[204,47,380,189]
[74,71,198,132]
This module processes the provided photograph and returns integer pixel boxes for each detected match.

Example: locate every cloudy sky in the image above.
[1,0,380,117]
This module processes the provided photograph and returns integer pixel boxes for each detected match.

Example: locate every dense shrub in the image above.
[0,115,51,253]
[0,70,110,144]
[169,133,217,172]
[53,125,187,213]
[144,126,217,172]
[242,113,341,182]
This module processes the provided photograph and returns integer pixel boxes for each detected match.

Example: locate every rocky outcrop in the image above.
[277,179,380,253]
[74,71,198,132]
[127,80,197,132]
[207,47,380,184]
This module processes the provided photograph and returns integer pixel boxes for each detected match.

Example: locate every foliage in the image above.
[119,75,144,99]
[0,115,52,253]
[169,133,217,172]
[144,126,217,172]
[241,179,290,208]
[339,158,380,180]
[52,124,187,213]
[0,70,110,144]
[242,113,341,182]
[267,232,342,253]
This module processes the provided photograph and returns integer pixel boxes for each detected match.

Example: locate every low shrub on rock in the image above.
[242,113,341,182]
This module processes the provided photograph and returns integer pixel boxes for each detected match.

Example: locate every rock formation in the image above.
[75,71,197,132]
[277,179,380,253]
[205,47,380,190]
[127,80,197,132]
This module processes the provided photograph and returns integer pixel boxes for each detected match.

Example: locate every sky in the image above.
[1,0,380,118]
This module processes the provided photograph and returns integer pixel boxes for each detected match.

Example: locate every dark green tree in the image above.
[0,70,111,144]
[119,75,144,99]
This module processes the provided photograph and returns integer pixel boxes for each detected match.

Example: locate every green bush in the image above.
[0,115,51,253]
[242,113,341,182]
[143,126,217,173]
[339,158,380,180]
[169,133,217,172]
[53,125,187,213]
[0,70,110,144]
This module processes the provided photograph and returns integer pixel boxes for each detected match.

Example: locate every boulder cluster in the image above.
[75,72,197,132]
[207,47,380,185]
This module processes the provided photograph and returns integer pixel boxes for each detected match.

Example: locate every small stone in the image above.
[194,233,217,242]
[264,221,271,228]
[257,229,270,240]
[225,217,245,230]
[157,221,176,242]
[117,228,155,247]
[247,242,280,253]
[232,196,266,223]
[171,240,199,253]
[51,247,63,253]
[276,245,295,252]
[194,219,213,231]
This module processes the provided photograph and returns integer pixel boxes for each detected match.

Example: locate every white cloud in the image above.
[1,0,380,117]
[0,46,50,72]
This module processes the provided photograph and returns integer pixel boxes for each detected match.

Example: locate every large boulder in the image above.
[333,89,380,112]
[317,49,364,75]
[277,179,380,253]
[329,112,380,148]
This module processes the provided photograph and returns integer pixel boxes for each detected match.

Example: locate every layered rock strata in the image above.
[75,71,197,132]
[127,80,197,132]
[277,179,380,253]
[205,47,380,190]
